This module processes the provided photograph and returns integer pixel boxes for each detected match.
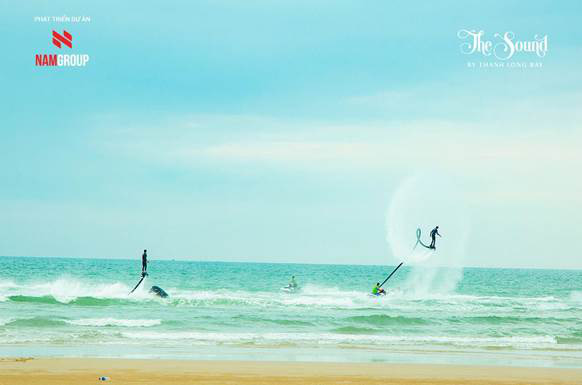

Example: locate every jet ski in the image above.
[281,284,299,293]
[150,285,169,298]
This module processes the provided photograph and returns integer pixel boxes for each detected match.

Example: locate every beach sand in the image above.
[0,358,581,385]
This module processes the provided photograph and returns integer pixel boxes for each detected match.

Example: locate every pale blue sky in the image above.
[1,1,581,268]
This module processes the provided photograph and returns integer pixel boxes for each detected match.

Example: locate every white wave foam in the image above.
[0,276,154,303]
[166,284,541,311]
[569,291,582,303]
[167,285,393,309]
[0,280,16,302]
[0,279,17,289]
[0,276,574,316]
[0,317,13,326]
[66,318,161,327]
[121,330,557,349]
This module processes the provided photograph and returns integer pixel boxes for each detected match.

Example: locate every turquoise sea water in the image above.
[0,256,581,367]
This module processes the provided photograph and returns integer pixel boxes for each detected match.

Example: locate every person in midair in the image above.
[429,226,441,249]
[141,249,148,277]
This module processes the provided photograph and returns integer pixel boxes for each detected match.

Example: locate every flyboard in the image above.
[380,262,403,288]
[371,227,439,296]
[372,227,432,296]
[372,228,439,296]
[370,262,404,296]
[129,272,148,294]
[128,272,169,298]
[414,228,434,250]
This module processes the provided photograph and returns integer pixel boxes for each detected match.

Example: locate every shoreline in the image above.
[1,358,581,385]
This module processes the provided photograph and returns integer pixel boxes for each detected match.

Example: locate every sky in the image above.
[1,1,581,268]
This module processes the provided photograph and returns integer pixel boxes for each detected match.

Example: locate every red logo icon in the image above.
[52,30,72,49]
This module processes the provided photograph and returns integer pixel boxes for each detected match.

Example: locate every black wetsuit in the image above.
[142,251,148,276]
[429,228,440,249]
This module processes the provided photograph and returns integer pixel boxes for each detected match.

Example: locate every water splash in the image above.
[386,174,470,294]
[0,276,153,303]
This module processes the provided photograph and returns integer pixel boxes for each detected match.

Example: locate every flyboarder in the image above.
[129,249,149,295]
[141,249,148,277]
[429,226,441,249]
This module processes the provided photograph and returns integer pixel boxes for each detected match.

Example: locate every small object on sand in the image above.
[99,376,110,381]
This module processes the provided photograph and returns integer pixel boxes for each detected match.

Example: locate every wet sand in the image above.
[1,358,581,385]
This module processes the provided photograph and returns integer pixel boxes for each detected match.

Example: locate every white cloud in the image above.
[93,113,582,205]
[99,115,580,167]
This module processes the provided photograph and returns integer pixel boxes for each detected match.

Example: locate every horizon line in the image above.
[1,255,580,271]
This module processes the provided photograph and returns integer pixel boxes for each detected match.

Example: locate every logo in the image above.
[52,30,73,48]
[457,29,547,69]
[35,30,89,67]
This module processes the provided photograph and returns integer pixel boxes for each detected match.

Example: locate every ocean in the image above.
[0,256,580,367]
